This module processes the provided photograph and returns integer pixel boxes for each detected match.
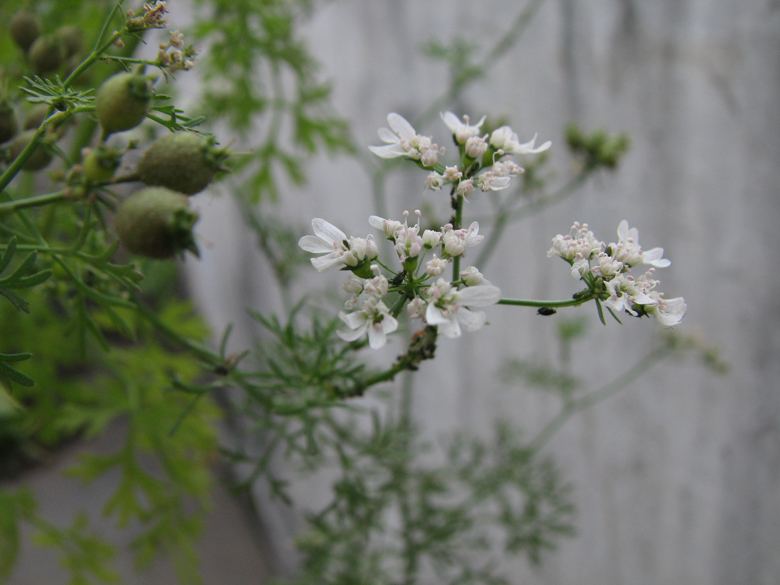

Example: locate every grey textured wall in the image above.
[184,1,780,583]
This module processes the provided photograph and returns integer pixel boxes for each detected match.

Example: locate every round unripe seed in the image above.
[9,129,53,171]
[95,72,154,137]
[138,132,227,195]
[114,187,200,259]
[28,35,66,75]
[83,146,121,183]
[10,11,41,52]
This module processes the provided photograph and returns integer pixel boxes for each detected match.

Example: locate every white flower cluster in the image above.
[369,112,550,196]
[298,214,502,347]
[368,113,444,168]
[548,221,686,326]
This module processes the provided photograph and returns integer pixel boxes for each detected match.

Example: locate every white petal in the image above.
[440,111,460,132]
[489,176,511,190]
[456,307,486,332]
[617,220,630,241]
[369,144,407,158]
[377,127,399,143]
[604,296,625,313]
[298,235,335,254]
[387,113,416,139]
[643,247,671,268]
[515,133,552,154]
[381,314,399,335]
[656,298,687,327]
[633,292,657,305]
[311,218,346,245]
[425,303,448,325]
[337,324,368,342]
[339,310,368,329]
[455,284,502,307]
[437,317,462,338]
[311,254,343,272]
[368,215,387,230]
[367,325,388,349]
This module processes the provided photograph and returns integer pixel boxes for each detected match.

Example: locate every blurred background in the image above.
[6,0,780,584]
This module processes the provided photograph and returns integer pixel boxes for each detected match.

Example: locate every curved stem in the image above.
[529,345,671,451]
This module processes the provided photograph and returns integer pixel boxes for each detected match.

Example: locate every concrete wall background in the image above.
[181,0,780,583]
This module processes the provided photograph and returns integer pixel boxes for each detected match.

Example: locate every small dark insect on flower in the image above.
[537,307,557,316]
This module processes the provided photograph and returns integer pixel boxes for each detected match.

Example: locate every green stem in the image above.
[497,294,595,308]
[451,193,463,281]
[133,297,222,364]
[0,190,71,216]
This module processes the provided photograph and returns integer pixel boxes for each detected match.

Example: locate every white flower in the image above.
[369,113,441,167]
[442,222,484,257]
[298,219,376,272]
[342,236,378,267]
[464,135,489,159]
[610,220,671,268]
[603,273,656,316]
[646,295,687,327]
[422,229,441,248]
[369,215,404,239]
[425,255,447,277]
[298,218,350,272]
[460,266,487,286]
[407,297,427,320]
[424,171,445,191]
[456,179,475,198]
[337,298,398,349]
[548,222,604,263]
[363,274,389,299]
[424,279,502,338]
[440,111,486,144]
[474,171,511,192]
[443,166,463,183]
[489,126,551,156]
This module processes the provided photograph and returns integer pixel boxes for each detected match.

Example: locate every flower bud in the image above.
[460,266,484,286]
[422,229,441,248]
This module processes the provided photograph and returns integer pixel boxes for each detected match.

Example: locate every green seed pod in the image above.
[54,25,84,59]
[114,187,199,259]
[138,131,229,195]
[9,129,53,171]
[0,101,18,144]
[82,145,122,183]
[28,35,66,76]
[95,72,154,137]
[10,11,41,52]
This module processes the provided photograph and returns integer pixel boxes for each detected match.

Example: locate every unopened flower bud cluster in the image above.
[548,220,686,326]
